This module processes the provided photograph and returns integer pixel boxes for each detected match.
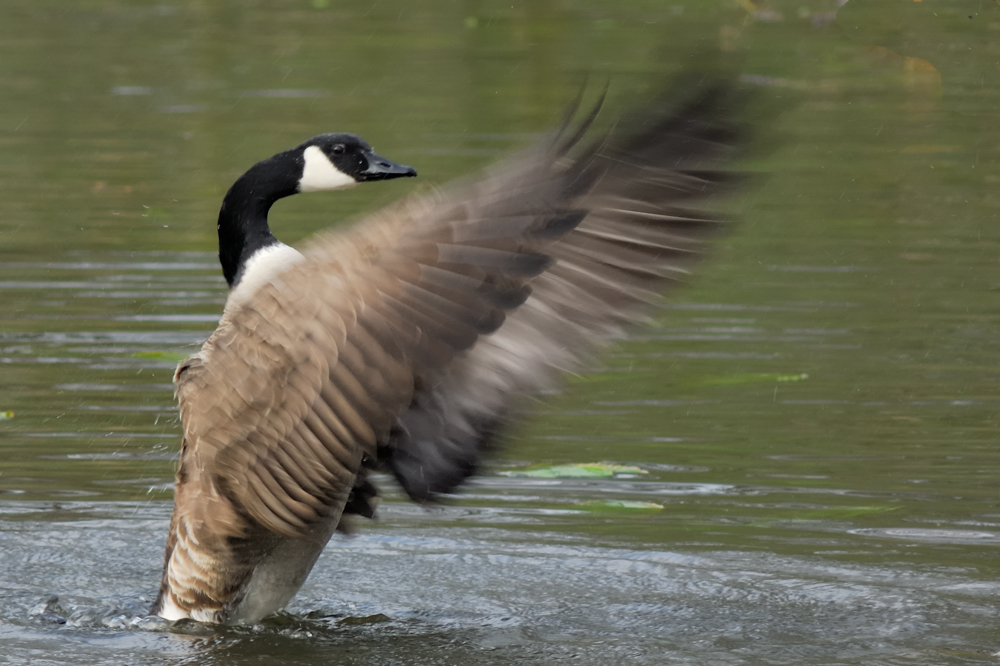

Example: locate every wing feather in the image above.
[382,83,745,501]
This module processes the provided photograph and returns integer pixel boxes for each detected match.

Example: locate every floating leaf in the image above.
[134,351,189,364]
[704,372,808,386]
[775,373,808,382]
[0,411,12,420]
[504,463,647,479]
[750,505,900,527]
[578,500,663,514]
[802,505,900,518]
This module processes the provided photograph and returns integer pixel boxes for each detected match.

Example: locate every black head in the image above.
[297,133,416,192]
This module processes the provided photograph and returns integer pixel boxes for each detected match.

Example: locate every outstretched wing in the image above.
[174,82,744,541]
[382,84,743,500]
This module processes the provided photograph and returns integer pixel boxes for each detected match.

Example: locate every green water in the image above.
[1,1,999,664]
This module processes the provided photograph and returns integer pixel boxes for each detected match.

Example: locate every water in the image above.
[3,501,998,665]
[2,0,1000,663]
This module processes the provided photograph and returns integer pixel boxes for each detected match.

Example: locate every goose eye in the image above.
[331,144,345,155]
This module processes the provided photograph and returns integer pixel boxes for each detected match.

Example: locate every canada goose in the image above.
[151,83,743,624]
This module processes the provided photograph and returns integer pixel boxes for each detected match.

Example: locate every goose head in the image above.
[217,133,416,288]
[298,133,417,192]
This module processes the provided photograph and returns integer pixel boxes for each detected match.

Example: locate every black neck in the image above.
[217,149,303,287]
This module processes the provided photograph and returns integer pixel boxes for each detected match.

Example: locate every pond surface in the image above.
[2,1,1000,664]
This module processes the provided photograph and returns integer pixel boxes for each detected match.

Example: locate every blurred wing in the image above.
[381,84,743,500]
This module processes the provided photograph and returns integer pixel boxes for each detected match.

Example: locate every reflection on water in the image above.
[2,0,1000,664]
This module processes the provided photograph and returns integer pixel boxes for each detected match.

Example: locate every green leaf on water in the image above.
[703,372,809,386]
[750,505,900,527]
[800,505,900,518]
[0,411,13,420]
[504,463,648,479]
[578,500,664,514]
[134,351,190,364]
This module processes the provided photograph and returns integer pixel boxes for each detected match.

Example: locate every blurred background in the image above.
[1,1,999,664]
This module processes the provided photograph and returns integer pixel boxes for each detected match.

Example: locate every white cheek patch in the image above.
[298,145,357,192]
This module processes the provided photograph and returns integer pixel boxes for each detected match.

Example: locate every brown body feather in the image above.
[152,83,744,623]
